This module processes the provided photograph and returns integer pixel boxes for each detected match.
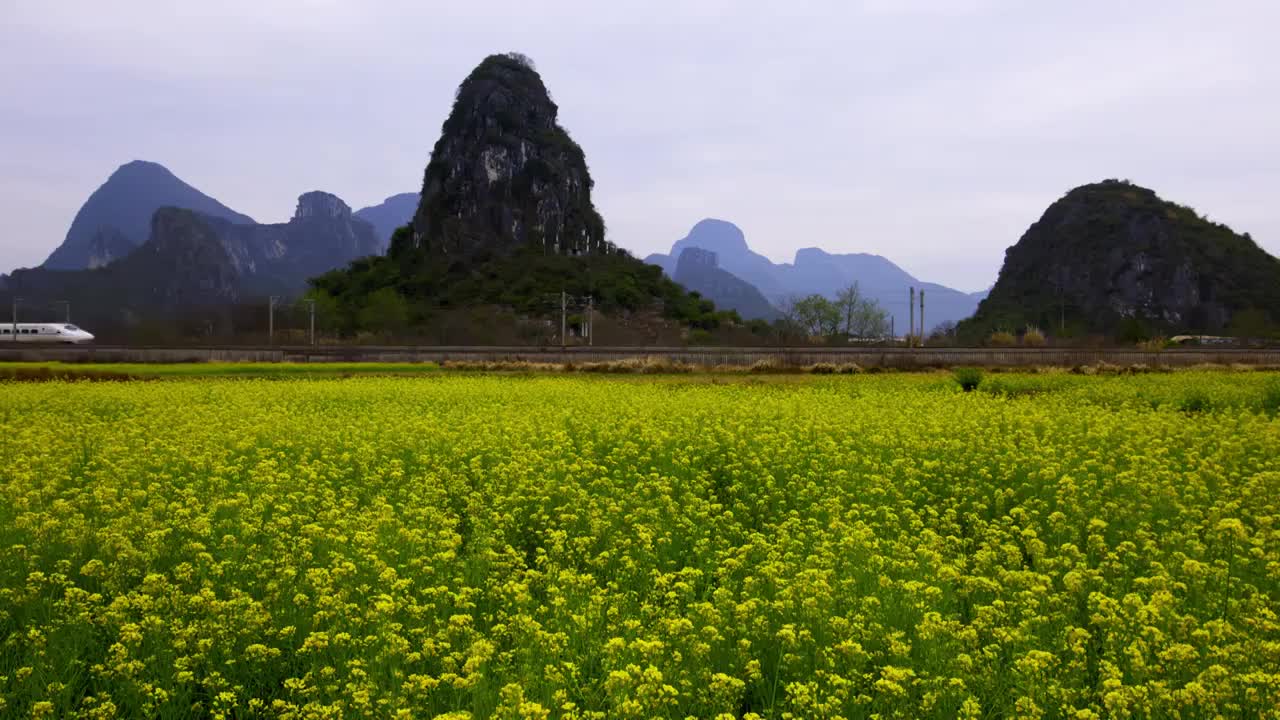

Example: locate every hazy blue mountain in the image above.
[642,252,675,276]
[354,192,418,252]
[648,218,982,333]
[787,247,980,332]
[42,160,255,270]
[649,219,790,300]
[673,247,779,321]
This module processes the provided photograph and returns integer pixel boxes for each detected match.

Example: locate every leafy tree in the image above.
[358,287,410,336]
[1228,308,1276,339]
[303,289,344,336]
[793,294,841,337]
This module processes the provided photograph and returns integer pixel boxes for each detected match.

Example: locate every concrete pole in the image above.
[908,287,915,348]
[268,296,278,345]
[587,296,593,346]
[920,290,925,346]
[305,299,316,346]
[560,291,567,348]
[10,297,18,342]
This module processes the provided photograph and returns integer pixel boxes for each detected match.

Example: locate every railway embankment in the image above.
[2,345,1279,369]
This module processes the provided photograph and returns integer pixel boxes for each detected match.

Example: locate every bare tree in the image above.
[835,283,863,336]
[834,283,890,338]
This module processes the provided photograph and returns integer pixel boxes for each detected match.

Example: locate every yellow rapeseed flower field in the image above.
[1,372,1279,718]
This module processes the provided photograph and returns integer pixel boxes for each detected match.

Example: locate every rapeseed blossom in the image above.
[1,372,1278,717]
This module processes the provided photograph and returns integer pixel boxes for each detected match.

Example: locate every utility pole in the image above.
[268,296,279,345]
[587,296,593,346]
[10,297,20,342]
[304,298,316,346]
[55,300,70,324]
[908,287,915,348]
[890,315,895,341]
[920,289,925,346]
[560,291,567,348]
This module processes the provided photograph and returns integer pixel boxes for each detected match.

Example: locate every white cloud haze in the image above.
[2,0,1278,291]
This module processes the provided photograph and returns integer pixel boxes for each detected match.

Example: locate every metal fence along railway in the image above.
[2,344,1279,368]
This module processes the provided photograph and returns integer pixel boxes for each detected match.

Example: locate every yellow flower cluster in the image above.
[1,373,1278,718]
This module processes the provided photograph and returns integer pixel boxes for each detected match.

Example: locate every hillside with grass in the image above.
[959,180,1280,342]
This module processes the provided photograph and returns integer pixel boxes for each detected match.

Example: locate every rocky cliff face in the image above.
[403,53,610,258]
[132,209,242,304]
[42,160,254,270]
[85,226,136,269]
[673,247,778,321]
[271,192,383,283]
[961,180,1280,338]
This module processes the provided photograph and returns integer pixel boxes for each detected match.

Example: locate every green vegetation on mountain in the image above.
[960,179,1280,342]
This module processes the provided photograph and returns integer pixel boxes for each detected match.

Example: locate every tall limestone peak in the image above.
[403,52,609,258]
[960,179,1280,338]
[311,53,740,341]
[293,191,353,222]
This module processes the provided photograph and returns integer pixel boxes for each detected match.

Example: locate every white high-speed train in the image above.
[1,323,95,344]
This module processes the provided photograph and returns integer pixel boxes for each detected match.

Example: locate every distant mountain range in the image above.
[8,191,380,299]
[11,156,1273,344]
[7,159,989,333]
[3,163,385,335]
[646,219,984,330]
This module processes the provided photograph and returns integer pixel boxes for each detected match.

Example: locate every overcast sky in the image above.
[3,1,1278,292]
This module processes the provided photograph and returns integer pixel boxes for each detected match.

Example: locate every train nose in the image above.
[81,332,95,343]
